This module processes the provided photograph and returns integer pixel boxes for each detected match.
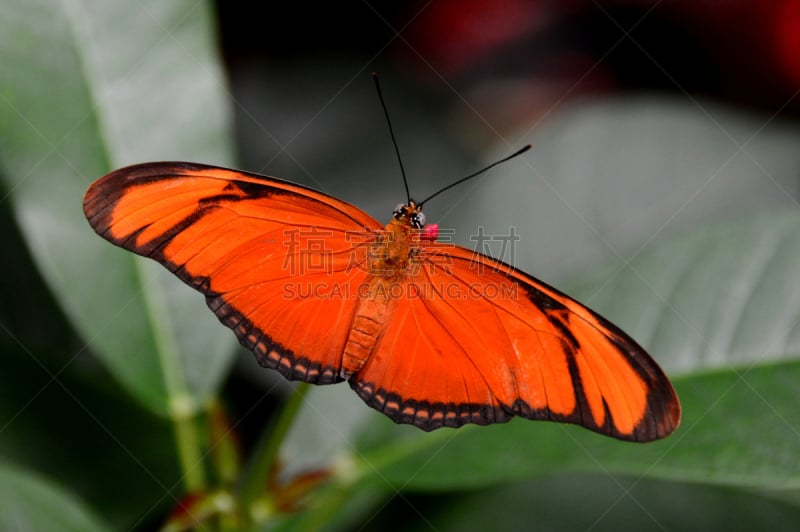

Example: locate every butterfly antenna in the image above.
[418,144,531,207]
[373,73,411,204]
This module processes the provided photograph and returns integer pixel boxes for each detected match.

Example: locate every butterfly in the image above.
[83,154,680,442]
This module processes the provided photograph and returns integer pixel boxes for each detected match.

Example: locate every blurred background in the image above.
[218,0,800,277]
[1,1,800,530]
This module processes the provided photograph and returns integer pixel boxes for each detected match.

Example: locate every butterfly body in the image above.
[84,162,680,441]
[342,205,436,376]
[340,274,399,378]
[368,217,417,277]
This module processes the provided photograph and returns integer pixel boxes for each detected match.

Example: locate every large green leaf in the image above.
[574,211,800,373]
[424,476,800,532]
[0,0,236,416]
[0,461,111,532]
[346,211,800,490]
[365,359,800,490]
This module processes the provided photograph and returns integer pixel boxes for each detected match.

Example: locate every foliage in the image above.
[1,1,799,530]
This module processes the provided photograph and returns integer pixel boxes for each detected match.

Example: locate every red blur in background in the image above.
[399,0,800,113]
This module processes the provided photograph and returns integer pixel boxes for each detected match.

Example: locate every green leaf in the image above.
[573,210,800,374]
[0,331,182,528]
[0,461,111,532]
[0,0,236,416]
[425,476,800,532]
[367,360,800,490]
[351,211,800,491]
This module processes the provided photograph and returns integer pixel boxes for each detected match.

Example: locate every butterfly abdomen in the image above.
[340,277,399,378]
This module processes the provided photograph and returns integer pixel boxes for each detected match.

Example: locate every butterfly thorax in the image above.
[366,218,419,278]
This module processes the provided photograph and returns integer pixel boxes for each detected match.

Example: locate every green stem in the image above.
[138,261,206,491]
[239,382,311,520]
[172,404,206,492]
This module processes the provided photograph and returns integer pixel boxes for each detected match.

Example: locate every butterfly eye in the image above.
[393,203,406,218]
[411,211,426,228]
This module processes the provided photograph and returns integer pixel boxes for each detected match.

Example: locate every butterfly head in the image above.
[393,201,426,229]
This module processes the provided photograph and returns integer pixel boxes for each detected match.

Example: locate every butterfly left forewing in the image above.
[84,162,382,384]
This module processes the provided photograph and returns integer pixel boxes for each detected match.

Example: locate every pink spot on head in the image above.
[422,223,439,241]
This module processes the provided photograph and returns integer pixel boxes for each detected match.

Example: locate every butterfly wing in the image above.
[350,241,680,441]
[84,162,382,384]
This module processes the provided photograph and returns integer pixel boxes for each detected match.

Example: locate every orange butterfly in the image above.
[83,154,680,442]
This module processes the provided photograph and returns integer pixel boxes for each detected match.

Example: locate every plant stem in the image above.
[173,403,207,491]
[137,261,207,491]
[239,382,311,521]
